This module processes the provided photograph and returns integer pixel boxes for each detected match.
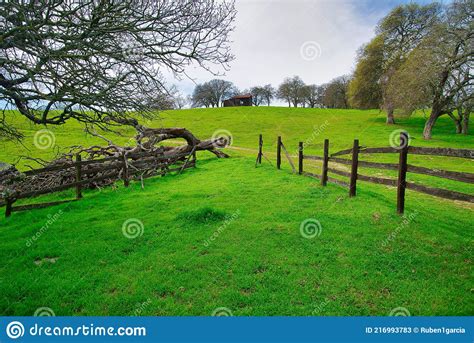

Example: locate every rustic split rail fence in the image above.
[1,150,196,218]
[257,133,474,214]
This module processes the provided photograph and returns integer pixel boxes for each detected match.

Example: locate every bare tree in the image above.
[191,79,237,108]
[277,76,306,107]
[0,0,236,140]
[277,82,291,107]
[262,84,275,106]
[191,83,214,108]
[206,79,238,107]
[249,86,265,106]
[147,86,187,110]
[146,93,176,111]
[322,76,351,109]
[302,84,324,108]
[172,90,188,110]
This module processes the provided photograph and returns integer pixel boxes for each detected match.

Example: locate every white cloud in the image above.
[164,0,397,96]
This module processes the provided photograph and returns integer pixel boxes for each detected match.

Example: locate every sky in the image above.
[165,0,440,98]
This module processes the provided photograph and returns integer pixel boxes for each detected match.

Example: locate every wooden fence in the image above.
[1,150,197,217]
[258,133,474,214]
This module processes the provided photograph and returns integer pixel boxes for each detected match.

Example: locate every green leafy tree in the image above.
[387,0,473,138]
[349,3,440,124]
[348,36,384,110]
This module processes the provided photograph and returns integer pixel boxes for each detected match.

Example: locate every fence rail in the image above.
[2,150,196,217]
[257,133,474,214]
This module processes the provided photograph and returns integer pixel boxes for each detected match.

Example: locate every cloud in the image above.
[163,0,416,96]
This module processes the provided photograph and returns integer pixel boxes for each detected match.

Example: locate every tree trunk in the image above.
[455,120,462,134]
[386,106,395,125]
[423,107,442,139]
[462,112,470,135]
[447,112,462,133]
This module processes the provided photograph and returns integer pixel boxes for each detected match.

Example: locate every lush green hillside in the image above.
[3,107,474,166]
[0,107,472,316]
[2,107,473,193]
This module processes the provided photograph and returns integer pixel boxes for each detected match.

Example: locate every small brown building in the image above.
[223,94,253,107]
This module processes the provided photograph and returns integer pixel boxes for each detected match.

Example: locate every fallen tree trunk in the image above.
[0,126,230,198]
[135,127,230,158]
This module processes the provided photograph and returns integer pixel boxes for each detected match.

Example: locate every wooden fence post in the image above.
[321,139,329,186]
[277,136,282,170]
[123,154,130,187]
[397,132,409,214]
[75,154,83,199]
[349,139,359,197]
[258,134,263,164]
[298,142,303,175]
[5,198,13,218]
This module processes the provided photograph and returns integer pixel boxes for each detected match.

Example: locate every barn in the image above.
[223,94,253,107]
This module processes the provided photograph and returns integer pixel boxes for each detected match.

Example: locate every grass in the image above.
[0,107,472,316]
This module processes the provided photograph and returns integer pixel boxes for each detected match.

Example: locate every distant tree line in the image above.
[276,75,351,109]
[191,75,351,109]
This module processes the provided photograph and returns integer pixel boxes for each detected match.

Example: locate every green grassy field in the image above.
[0,107,472,316]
